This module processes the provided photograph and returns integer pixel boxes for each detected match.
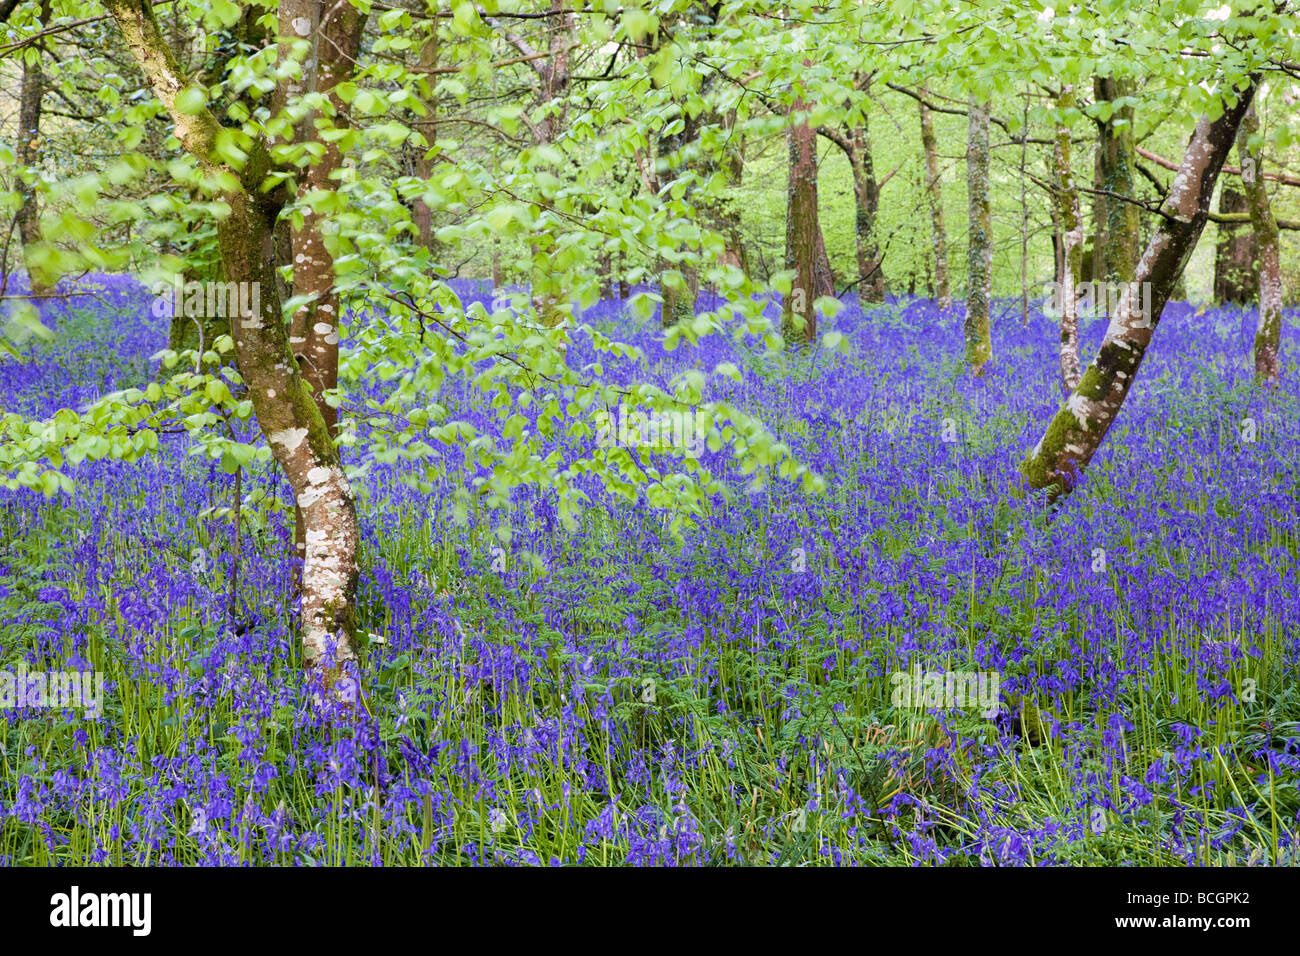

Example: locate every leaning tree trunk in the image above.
[1094,76,1141,284]
[166,7,263,354]
[964,98,993,375]
[1021,79,1259,498]
[1237,103,1282,386]
[1051,87,1084,394]
[918,86,952,311]
[15,0,52,297]
[782,98,833,344]
[105,0,362,689]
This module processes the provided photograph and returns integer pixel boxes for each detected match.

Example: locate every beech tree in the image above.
[1022,78,1260,497]
[1,1,828,698]
[2,0,1295,696]
[99,0,367,690]
[819,73,884,302]
[1213,180,1254,303]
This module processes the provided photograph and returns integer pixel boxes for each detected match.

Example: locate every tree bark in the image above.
[1094,76,1141,284]
[1213,182,1254,304]
[15,0,52,297]
[700,107,750,282]
[820,83,883,303]
[277,0,365,568]
[782,96,833,344]
[411,21,441,261]
[965,98,993,375]
[1021,80,1258,498]
[104,0,362,690]
[166,8,263,354]
[1051,87,1084,394]
[658,107,702,327]
[527,4,573,327]
[1237,103,1282,385]
[918,86,952,311]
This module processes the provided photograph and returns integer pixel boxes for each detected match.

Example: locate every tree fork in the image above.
[104,0,362,691]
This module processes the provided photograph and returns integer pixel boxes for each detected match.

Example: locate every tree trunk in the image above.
[105,0,363,691]
[15,0,52,297]
[700,106,750,280]
[277,0,365,568]
[820,116,882,301]
[661,267,699,327]
[529,5,573,327]
[1094,76,1141,284]
[837,98,885,303]
[1087,145,1105,285]
[412,22,441,262]
[1213,182,1254,304]
[964,98,993,375]
[848,129,884,301]
[782,99,833,344]
[1052,87,1084,394]
[166,5,262,354]
[1237,103,1282,385]
[918,86,952,311]
[1021,80,1258,498]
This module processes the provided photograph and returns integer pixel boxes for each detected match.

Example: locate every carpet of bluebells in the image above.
[1,274,1298,866]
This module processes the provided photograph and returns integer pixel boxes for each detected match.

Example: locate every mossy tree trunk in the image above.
[657,105,703,328]
[918,86,952,311]
[964,98,993,375]
[105,0,363,691]
[165,4,264,355]
[1021,80,1258,498]
[1237,103,1282,386]
[1094,76,1141,284]
[699,105,750,288]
